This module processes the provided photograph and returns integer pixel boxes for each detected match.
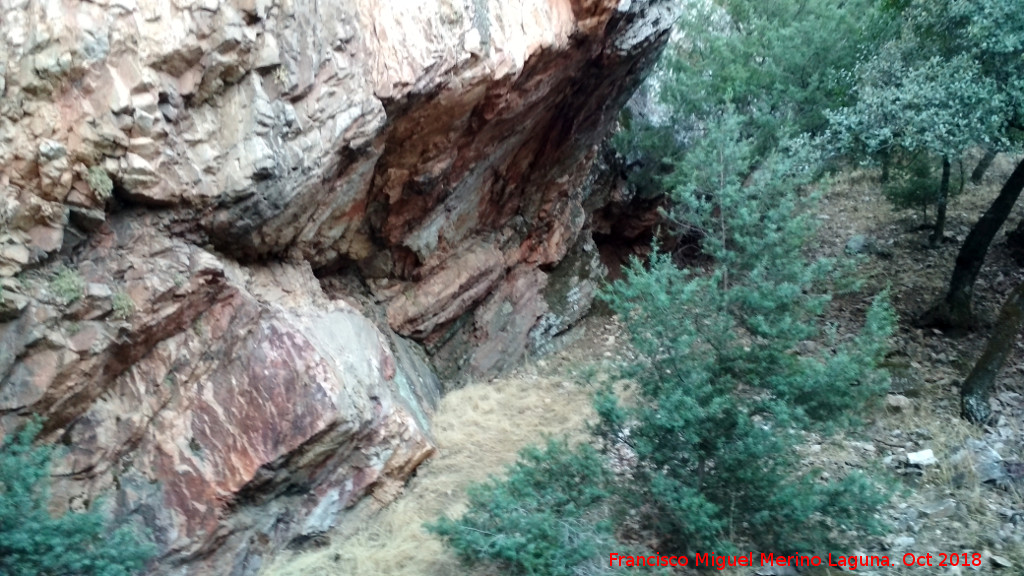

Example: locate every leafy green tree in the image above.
[0,418,156,576]
[610,0,892,253]
[831,0,1024,327]
[828,39,1005,246]
[663,0,889,152]
[611,0,892,249]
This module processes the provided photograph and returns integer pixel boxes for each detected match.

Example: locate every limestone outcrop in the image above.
[0,0,674,573]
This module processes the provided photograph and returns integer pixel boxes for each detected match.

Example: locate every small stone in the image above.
[920,499,956,519]
[0,243,31,265]
[990,555,1012,568]
[38,139,67,161]
[886,394,911,410]
[120,152,160,189]
[85,283,112,299]
[978,460,1008,484]
[891,535,916,550]
[912,428,932,440]
[845,234,871,254]
[464,28,482,55]
[255,33,282,70]
[952,440,1007,484]
[69,207,107,232]
[907,448,937,467]
[796,340,819,355]
[159,102,178,122]
[0,290,29,321]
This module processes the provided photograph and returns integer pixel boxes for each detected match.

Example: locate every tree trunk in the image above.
[919,156,1024,330]
[971,148,997,184]
[929,156,950,247]
[880,148,891,184]
[961,280,1024,423]
[1007,217,1024,266]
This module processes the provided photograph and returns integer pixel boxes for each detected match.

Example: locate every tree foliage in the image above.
[663,0,888,151]
[829,47,1005,159]
[612,0,894,232]
[830,0,1024,322]
[0,418,155,576]
[598,116,894,554]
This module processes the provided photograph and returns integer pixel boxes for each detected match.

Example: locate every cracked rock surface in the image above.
[1,0,674,573]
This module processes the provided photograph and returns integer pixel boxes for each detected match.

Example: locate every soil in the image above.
[263,152,1024,576]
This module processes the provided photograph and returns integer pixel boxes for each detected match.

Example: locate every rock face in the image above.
[0,0,674,573]
[1,216,439,575]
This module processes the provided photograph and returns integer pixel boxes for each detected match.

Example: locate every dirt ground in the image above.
[264,152,1024,576]
[782,152,1024,576]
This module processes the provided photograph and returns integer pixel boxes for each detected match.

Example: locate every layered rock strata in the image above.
[0,0,674,572]
[1,216,439,574]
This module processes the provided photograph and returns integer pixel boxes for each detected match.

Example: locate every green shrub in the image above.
[0,417,156,576]
[882,151,965,220]
[597,114,894,555]
[610,112,683,203]
[427,440,626,576]
[112,291,135,320]
[50,267,85,305]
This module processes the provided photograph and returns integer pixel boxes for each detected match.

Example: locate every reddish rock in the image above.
[1,0,674,382]
[385,241,505,339]
[1,219,438,575]
[0,0,675,573]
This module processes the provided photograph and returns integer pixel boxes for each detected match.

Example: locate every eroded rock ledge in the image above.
[0,0,674,573]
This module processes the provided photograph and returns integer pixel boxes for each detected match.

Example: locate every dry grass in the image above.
[261,368,597,576]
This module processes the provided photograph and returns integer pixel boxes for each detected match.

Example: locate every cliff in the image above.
[0,0,674,573]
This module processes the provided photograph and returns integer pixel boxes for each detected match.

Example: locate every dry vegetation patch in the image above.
[262,334,612,576]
